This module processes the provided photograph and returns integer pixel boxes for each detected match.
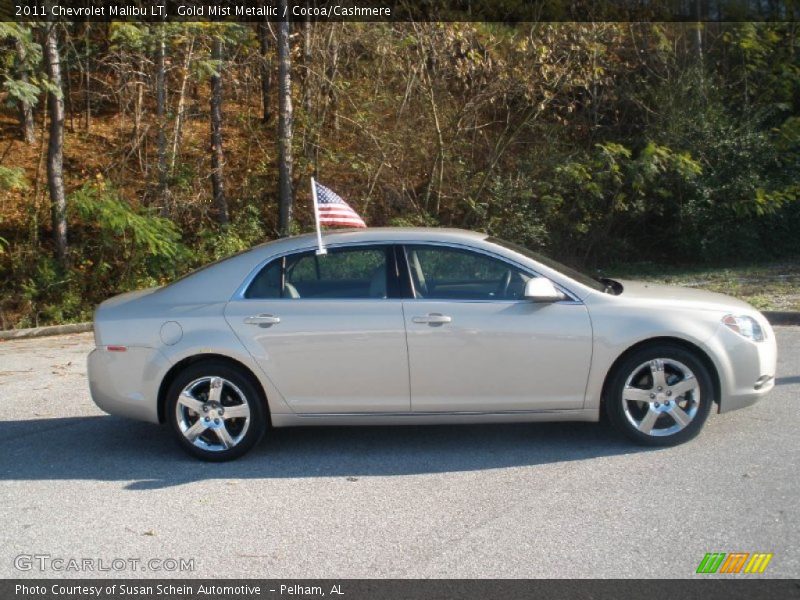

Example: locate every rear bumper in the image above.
[87,346,169,424]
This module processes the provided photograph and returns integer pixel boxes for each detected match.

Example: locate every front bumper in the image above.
[711,318,778,413]
[87,346,170,424]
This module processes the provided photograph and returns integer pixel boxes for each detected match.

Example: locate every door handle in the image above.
[412,313,452,325]
[244,314,281,326]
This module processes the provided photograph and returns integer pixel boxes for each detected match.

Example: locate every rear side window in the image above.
[245,246,395,299]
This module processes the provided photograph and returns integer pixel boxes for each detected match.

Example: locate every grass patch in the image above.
[604,262,800,312]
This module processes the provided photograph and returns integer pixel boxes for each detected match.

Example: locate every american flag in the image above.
[314,181,367,228]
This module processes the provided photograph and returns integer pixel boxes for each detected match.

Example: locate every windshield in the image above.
[487,237,608,293]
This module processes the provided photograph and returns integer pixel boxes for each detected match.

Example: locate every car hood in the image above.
[615,279,756,313]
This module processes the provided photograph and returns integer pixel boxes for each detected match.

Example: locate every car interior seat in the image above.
[368,264,387,298]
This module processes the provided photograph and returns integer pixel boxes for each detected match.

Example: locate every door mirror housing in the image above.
[524,278,563,302]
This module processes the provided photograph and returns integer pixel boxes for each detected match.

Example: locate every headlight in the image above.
[722,314,765,342]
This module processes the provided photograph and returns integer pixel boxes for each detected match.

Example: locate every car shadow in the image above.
[775,375,800,386]
[0,415,651,490]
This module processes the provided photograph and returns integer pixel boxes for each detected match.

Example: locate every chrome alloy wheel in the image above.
[621,358,700,437]
[175,376,251,452]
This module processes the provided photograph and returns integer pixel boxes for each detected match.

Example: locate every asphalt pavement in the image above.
[0,328,798,578]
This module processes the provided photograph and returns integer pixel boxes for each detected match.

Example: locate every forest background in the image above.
[1,18,799,328]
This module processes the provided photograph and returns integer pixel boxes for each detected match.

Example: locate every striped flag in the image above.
[313,181,367,228]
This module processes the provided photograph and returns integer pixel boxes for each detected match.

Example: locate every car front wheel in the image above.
[605,344,713,446]
[167,361,266,461]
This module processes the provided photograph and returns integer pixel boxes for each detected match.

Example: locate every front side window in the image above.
[405,245,532,301]
[487,236,606,293]
[245,246,393,299]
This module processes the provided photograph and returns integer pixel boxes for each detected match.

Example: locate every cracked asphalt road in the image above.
[0,328,798,578]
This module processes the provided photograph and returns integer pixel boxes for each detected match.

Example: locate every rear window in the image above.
[245,246,393,299]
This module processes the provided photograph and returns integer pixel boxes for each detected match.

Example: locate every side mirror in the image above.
[524,278,563,303]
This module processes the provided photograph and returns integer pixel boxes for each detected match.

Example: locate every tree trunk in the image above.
[258,21,272,123]
[301,15,314,158]
[155,24,168,207]
[15,37,36,144]
[327,30,340,133]
[693,0,704,62]
[277,8,294,237]
[171,36,194,173]
[44,23,67,263]
[302,15,312,117]
[83,23,91,130]
[693,1,705,99]
[133,55,144,144]
[63,30,75,134]
[210,36,228,226]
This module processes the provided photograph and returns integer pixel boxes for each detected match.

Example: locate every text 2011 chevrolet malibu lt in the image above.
[88,228,777,460]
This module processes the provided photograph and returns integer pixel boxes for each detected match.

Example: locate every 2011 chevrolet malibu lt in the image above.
[87,228,777,460]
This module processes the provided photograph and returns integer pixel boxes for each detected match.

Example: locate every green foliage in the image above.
[660,103,796,260]
[194,204,268,264]
[614,25,800,264]
[483,174,549,251]
[67,182,187,300]
[1,184,190,327]
[192,23,251,81]
[109,23,151,52]
[534,142,702,263]
[0,24,42,112]
[71,183,183,259]
[0,165,21,257]
[388,213,440,228]
[0,166,29,191]
[3,78,40,109]
[722,23,800,115]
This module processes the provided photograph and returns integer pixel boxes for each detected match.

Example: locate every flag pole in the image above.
[311,176,327,255]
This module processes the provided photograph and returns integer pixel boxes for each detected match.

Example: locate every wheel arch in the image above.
[157,353,270,424]
[600,336,722,412]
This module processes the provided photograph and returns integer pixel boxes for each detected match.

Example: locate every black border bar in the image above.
[3,0,800,22]
[4,580,800,600]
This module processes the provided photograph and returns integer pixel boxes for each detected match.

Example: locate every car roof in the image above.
[260,227,488,253]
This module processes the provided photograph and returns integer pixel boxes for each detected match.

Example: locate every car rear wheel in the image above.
[605,344,713,446]
[167,361,266,461]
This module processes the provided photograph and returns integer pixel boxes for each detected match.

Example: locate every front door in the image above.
[401,244,593,412]
[225,244,410,414]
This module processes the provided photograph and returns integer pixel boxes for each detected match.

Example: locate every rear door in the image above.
[225,244,411,414]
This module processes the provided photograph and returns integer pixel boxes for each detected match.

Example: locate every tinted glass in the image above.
[405,245,532,301]
[246,246,391,299]
[487,237,606,292]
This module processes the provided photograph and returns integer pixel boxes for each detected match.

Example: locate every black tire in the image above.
[167,360,267,461]
[605,344,714,447]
